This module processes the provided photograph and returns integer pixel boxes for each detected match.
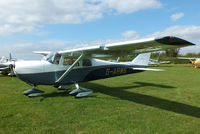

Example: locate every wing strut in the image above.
[55,53,84,83]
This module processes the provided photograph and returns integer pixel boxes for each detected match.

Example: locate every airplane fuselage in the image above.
[193,60,200,65]
[14,59,144,86]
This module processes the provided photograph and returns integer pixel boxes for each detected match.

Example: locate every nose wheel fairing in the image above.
[23,88,44,97]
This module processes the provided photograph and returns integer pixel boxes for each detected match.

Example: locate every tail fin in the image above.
[116,57,120,62]
[131,53,151,66]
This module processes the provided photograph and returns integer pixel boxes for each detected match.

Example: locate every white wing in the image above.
[59,36,195,57]
[33,51,52,56]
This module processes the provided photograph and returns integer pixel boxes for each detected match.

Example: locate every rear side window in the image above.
[82,59,92,66]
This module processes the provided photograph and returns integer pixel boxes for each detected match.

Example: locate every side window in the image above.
[63,58,72,65]
[63,57,80,66]
[82,59,92,66]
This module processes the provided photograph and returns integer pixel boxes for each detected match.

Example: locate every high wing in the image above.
[58,36,195,57]
[33,51,52,56]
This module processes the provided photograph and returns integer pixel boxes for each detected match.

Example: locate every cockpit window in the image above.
[53,53,61,64]
[43,52,61,64]
[43,53,54,63]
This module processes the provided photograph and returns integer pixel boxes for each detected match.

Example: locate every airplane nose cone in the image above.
[14,60,56,85]
[14,60,44,75]
[13,61,22,75]
[8,61,15,75]
[14,60,46,85]
[14,61,24,75]
[9,63,14,69]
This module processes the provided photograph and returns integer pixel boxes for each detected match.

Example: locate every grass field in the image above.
[0,64,200,134]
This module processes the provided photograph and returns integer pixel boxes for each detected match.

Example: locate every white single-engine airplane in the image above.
[12,36,194,97]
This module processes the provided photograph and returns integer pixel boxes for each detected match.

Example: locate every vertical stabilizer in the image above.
[131,53,151,66]
[116,57,120,62]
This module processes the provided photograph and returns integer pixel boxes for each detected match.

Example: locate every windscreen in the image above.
[43,53,61,64]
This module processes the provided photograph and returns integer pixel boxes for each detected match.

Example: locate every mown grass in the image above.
[0,64,200,134]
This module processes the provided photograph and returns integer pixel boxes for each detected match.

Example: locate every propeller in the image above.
[9,53,12,62]
[9,61,16,77]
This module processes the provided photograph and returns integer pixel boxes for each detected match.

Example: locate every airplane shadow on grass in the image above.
[40,90,70,101]
[41,81,200,118]
[82,82,200,118]
[0,75,7,77]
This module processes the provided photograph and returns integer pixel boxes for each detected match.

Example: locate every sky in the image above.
[0,0,200,60]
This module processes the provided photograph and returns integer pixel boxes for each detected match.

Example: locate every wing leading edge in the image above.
[59,36,195,57]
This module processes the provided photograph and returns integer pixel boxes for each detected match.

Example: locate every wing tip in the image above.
[155,36,195,46]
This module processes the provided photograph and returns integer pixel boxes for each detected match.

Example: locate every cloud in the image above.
[148,25,200,42]
[179,45,200,55]
[100,0,162,14]
[147,25,200,54]
[0,40,70,60]
[170,12,184,21]
[4,24,200,59]
[121,30,139,39]
[91,25,200,55]
[0,0,162,35]
[0,24,36,36]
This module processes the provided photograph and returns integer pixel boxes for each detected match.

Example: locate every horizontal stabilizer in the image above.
[133,68,164,71]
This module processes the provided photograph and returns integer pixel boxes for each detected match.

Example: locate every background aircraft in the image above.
[149,59,170,66]
[11,36,195,98]
[149,53,170,66]
[178,57,200,68]
[0,53,16,76]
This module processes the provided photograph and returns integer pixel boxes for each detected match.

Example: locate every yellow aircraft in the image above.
[178,57,200,69]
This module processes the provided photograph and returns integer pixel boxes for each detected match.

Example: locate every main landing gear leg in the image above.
[23,85,44,97]
[69,83,93,98]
